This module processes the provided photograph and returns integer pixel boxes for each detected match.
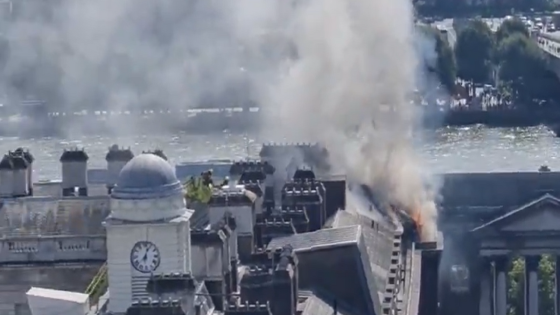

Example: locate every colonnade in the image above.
[479,255,560,315]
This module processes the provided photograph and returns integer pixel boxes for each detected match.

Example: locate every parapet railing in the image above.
[85,263,108,307]
[405,242,421,315]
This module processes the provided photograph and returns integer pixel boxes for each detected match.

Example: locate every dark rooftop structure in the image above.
[13,148,34,164]
[142,149,168,161]
[0,155,13,170]
[439,171,560,231]
[266,226,380,315]
[106,144,135,161]
[59,148,89,162]
[440,172,560,210]
[10,154,28,170]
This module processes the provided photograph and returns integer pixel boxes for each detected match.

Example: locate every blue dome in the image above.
[112,154,183,200]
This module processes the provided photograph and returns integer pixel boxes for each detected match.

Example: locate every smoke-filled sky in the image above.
[3,0,262,110]
[251,0,441,240]
[4,0,441,238]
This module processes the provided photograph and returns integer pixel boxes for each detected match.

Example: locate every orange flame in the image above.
[412,208,424,239]
[389,204,425,240]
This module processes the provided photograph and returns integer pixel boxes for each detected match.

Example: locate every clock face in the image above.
[130,241,161,273]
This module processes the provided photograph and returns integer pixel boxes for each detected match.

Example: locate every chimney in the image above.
[143,149,167,161]
[105,145,134,194]
[271,245,298,315]
[10,153,29,197]
[60,148,89,197]
[0,155,13,197]
[14,148,34,196]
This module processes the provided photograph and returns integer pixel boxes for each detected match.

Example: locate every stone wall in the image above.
[0,196,110,238]
[0,235,106,264]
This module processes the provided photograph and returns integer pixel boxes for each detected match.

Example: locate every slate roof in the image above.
[300,291,355,315]
[266,225,361,251]
[266,225,378,315]
[331,210,394,294]
[440,172,560,210]
[471,193,560,233]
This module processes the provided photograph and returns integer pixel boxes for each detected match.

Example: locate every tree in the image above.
[496,33,560,103]
[539,255,555,315]
[455,19,495,83]
[434,32,457,92]
[418,25,457,92]
[508,257,524,315]
[495,19,530,45]
[508,256,555,315]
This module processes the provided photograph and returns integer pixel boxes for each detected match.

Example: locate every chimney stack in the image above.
[60,148,89,197]
[14,148,34,196]
[105,145,134,194]
[143,149,167,161]
[0,155,13,197]
[10,152,29,197]
[271,245,298,315]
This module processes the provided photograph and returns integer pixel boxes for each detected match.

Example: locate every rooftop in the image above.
[27,287,89,304]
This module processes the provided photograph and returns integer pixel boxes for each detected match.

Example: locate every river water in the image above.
[1,125,559,180]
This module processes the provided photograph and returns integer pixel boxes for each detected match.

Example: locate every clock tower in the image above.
[104,153,193,314]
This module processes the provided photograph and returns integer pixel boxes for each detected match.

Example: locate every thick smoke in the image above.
[4,0,441,239]
[2,0,266,135]
[256,0,440,240]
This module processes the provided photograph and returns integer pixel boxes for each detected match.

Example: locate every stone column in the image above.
[525,256,540,315]
[494,256,508,315]
[555,256,560,315]
[480,258,493,315]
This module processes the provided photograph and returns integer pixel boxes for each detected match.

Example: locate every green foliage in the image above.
[452,16,560,104]
[497,33,560,102]
[497,33,545,82]
[539,255,555,315]
[507,256,555,315]
[184,176,212,204]
[455,19,495,83]
[418,25,457,92]
[434,31,457,92]
[508,258,524,315]
[495,19,530,44]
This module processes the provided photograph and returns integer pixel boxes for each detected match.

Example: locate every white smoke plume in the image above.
[1,0,267,136]
[255,0,440,241]
[2,0,441,239]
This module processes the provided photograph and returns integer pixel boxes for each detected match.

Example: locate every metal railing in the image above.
[85,263,108,307]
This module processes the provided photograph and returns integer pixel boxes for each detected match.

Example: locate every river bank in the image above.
[1,107,559,138]
[427,108,560,128]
